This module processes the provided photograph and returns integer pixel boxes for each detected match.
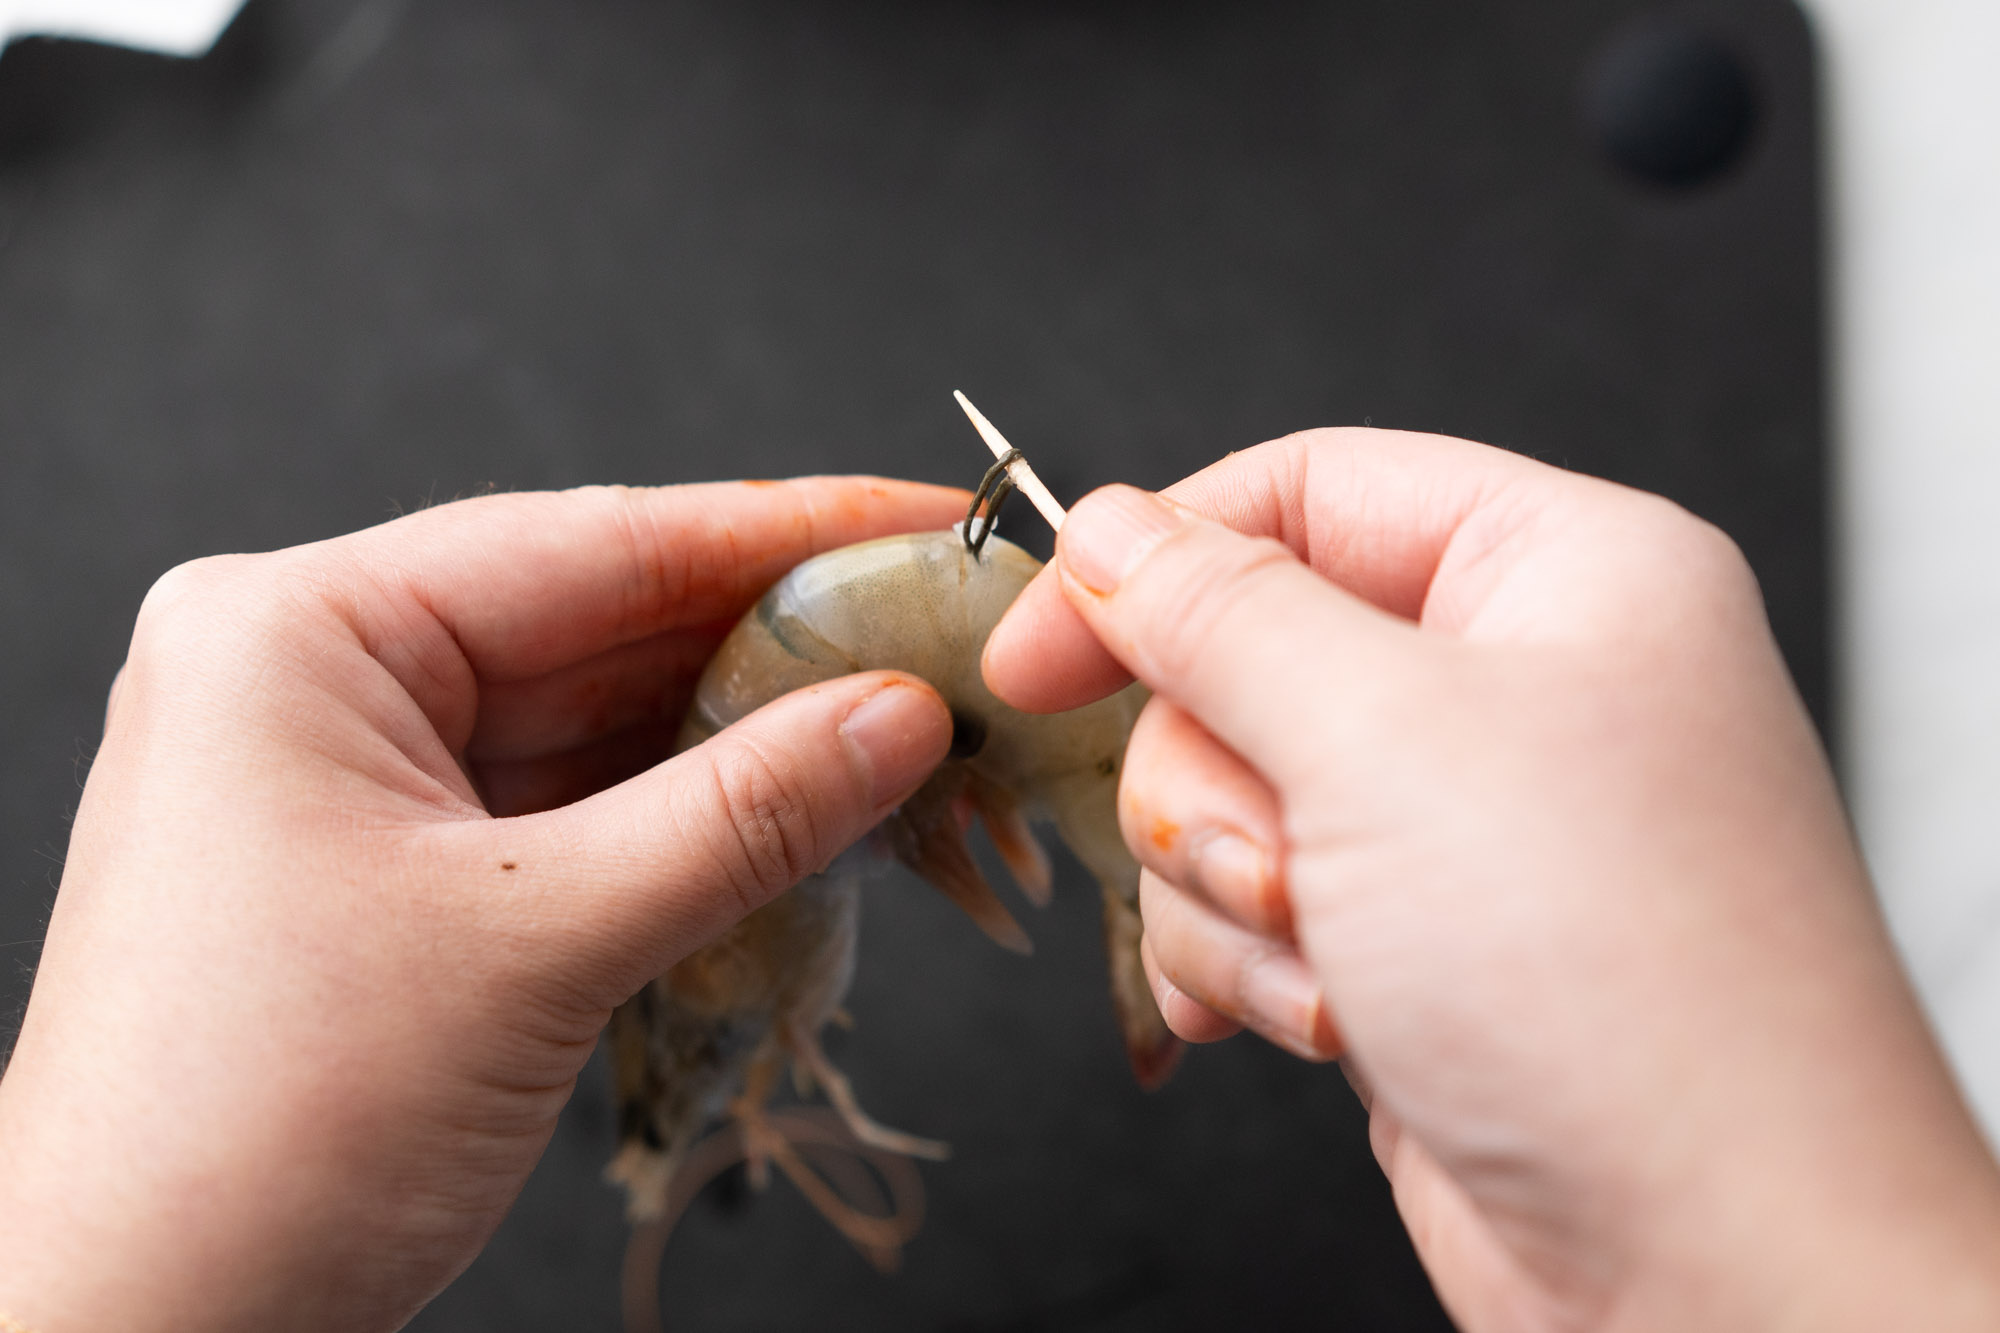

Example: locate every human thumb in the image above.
[454,670,951,1004]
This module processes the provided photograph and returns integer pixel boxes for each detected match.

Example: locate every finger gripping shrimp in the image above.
[607,525,1180,1304]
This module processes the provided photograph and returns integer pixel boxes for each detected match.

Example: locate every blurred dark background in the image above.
[0,1,1819,1329]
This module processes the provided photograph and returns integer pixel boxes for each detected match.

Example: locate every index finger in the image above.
[983,429,1553,712]
[325,476,970,683]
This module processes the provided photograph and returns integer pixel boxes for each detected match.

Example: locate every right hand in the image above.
[984,429,2000,1333]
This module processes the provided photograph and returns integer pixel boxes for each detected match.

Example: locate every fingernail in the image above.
[1240,952,1342,1061]
[1192,833,1289,934]
[1059,485,1185,595]
[840,684,943,808]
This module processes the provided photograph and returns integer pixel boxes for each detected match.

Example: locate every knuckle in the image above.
[1139,871,1213,990]
[138,554,251,624]
[1677,514,1760,603]
[1116,704,1172,857]
[131,554,280,663]
[1620,494,1762,614]
[103,665,127,719]
[595,483,690,633]
[703,738,826,912]
[1130,529,1298,684]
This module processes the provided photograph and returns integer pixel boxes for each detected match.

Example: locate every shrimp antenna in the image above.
[952,391,1067,533]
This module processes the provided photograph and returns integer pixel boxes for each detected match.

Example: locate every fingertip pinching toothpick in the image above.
[952,390,1067,533]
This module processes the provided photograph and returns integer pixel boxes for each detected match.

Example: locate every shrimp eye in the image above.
[948,710,988,759]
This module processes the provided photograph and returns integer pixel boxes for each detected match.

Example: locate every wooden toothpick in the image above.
[952,390,1067,533]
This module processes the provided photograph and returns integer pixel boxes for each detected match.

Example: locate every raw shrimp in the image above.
[606,519,1178,1328]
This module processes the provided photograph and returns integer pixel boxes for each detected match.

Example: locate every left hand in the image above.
[0,478,964,1333]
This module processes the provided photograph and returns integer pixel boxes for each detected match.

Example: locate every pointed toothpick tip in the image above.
[951,391,1067,533]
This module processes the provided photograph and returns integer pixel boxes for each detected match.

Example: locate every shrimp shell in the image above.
[684,526,1174,1076]
[607,526,1179,1250]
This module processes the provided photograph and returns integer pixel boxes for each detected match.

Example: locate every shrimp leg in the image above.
[786,1019,952,1162]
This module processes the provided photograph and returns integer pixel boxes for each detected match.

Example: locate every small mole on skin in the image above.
[1148,816,1180,852]
[501,862,517,871]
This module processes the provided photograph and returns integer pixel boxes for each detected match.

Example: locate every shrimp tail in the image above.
[1100,879,1184,1089]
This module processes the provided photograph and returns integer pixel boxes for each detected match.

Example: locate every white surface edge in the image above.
[1805,0,2000,1136]
[0,0,245,57]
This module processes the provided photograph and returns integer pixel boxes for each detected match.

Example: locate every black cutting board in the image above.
[0,2,1820,1329]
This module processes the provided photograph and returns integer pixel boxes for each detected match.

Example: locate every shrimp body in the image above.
[608,527,1179,1229]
